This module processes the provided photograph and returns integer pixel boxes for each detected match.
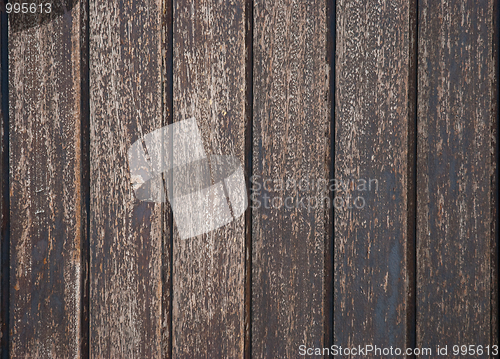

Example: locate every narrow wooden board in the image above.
[8,0,87,357]
[417,0,497,352]
[0,9,8,357]
[334,0,413,350]
[89,0,163,356]
[171,0,247,357]
[252,0,329,356]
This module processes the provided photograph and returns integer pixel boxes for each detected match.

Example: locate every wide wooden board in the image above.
[252,0,330,356]
[89,0,163,356]
[8,0,87,356]
[417,0,497,353]
[334,0,414,351]
[171,0,247,357]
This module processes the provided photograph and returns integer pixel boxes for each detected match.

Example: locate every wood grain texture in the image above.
[0,10,8,357]
[89,0,163,356]
[252,0,329,356]
[490,0,499,346]
[8,0,87,357]
[334,0,412,350]
[417,0,497,351]
[172,0,247,357]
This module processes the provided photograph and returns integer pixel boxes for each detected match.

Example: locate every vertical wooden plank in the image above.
[490,0,499,348]
[334,0,413,350]
[0,8,8,357]
[172,0,247,357]
[89,0,163,356]
[417,0,497,352]
[252,0,329,356]
[8,0,87,357]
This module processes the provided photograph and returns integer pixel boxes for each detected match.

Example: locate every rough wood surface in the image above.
[0,10,8,357]
[252,0,329,356]
[417,0,496,352]
[490,0,499,346]
[172,0,247,357]
[2,0,500,356]
[89,0,163,356]
[334,0,412,350]
[8,0,87,357]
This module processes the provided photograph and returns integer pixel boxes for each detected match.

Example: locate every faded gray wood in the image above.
[8,0,87,357]
[89,0,163,356]
[252,0,329,356]
[334,0,413,350]
[417,0,497,352]
[172,0,247,357]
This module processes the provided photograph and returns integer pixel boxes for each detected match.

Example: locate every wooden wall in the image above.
[0,0,498,357]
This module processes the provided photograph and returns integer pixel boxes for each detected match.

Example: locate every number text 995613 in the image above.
[6,2,51,14]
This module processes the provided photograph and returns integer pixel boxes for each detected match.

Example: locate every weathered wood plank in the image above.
[334,0,413,351]
[171,0,247,357]
[252,0,329,356]
[0,9,8,357]
[89,0,163,356]
[417,0,497,352]
[490,0,499,348]
[8,0,87,357]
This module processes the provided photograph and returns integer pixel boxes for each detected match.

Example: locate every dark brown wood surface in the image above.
[1,0,499,357]
[171,0,247,357]
[0,10,8,357]
[417,0,497,353]
[8,0,87,357]
[89,0,163,357]
[252,0,330,356]
[334,0,414,350]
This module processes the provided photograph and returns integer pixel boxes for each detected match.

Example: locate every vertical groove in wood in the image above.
[408,0,418,351]
[244,0,254,357]
[172,1,247,357]
[89,0,163,356]
[417,0,496,352]
[79,0,90,357]
[9,1,87,357]
[161,0,173,356]
[252,0,329,356]
[335,0,411,349]
[325,0,335,351]
[0,9,9,358]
